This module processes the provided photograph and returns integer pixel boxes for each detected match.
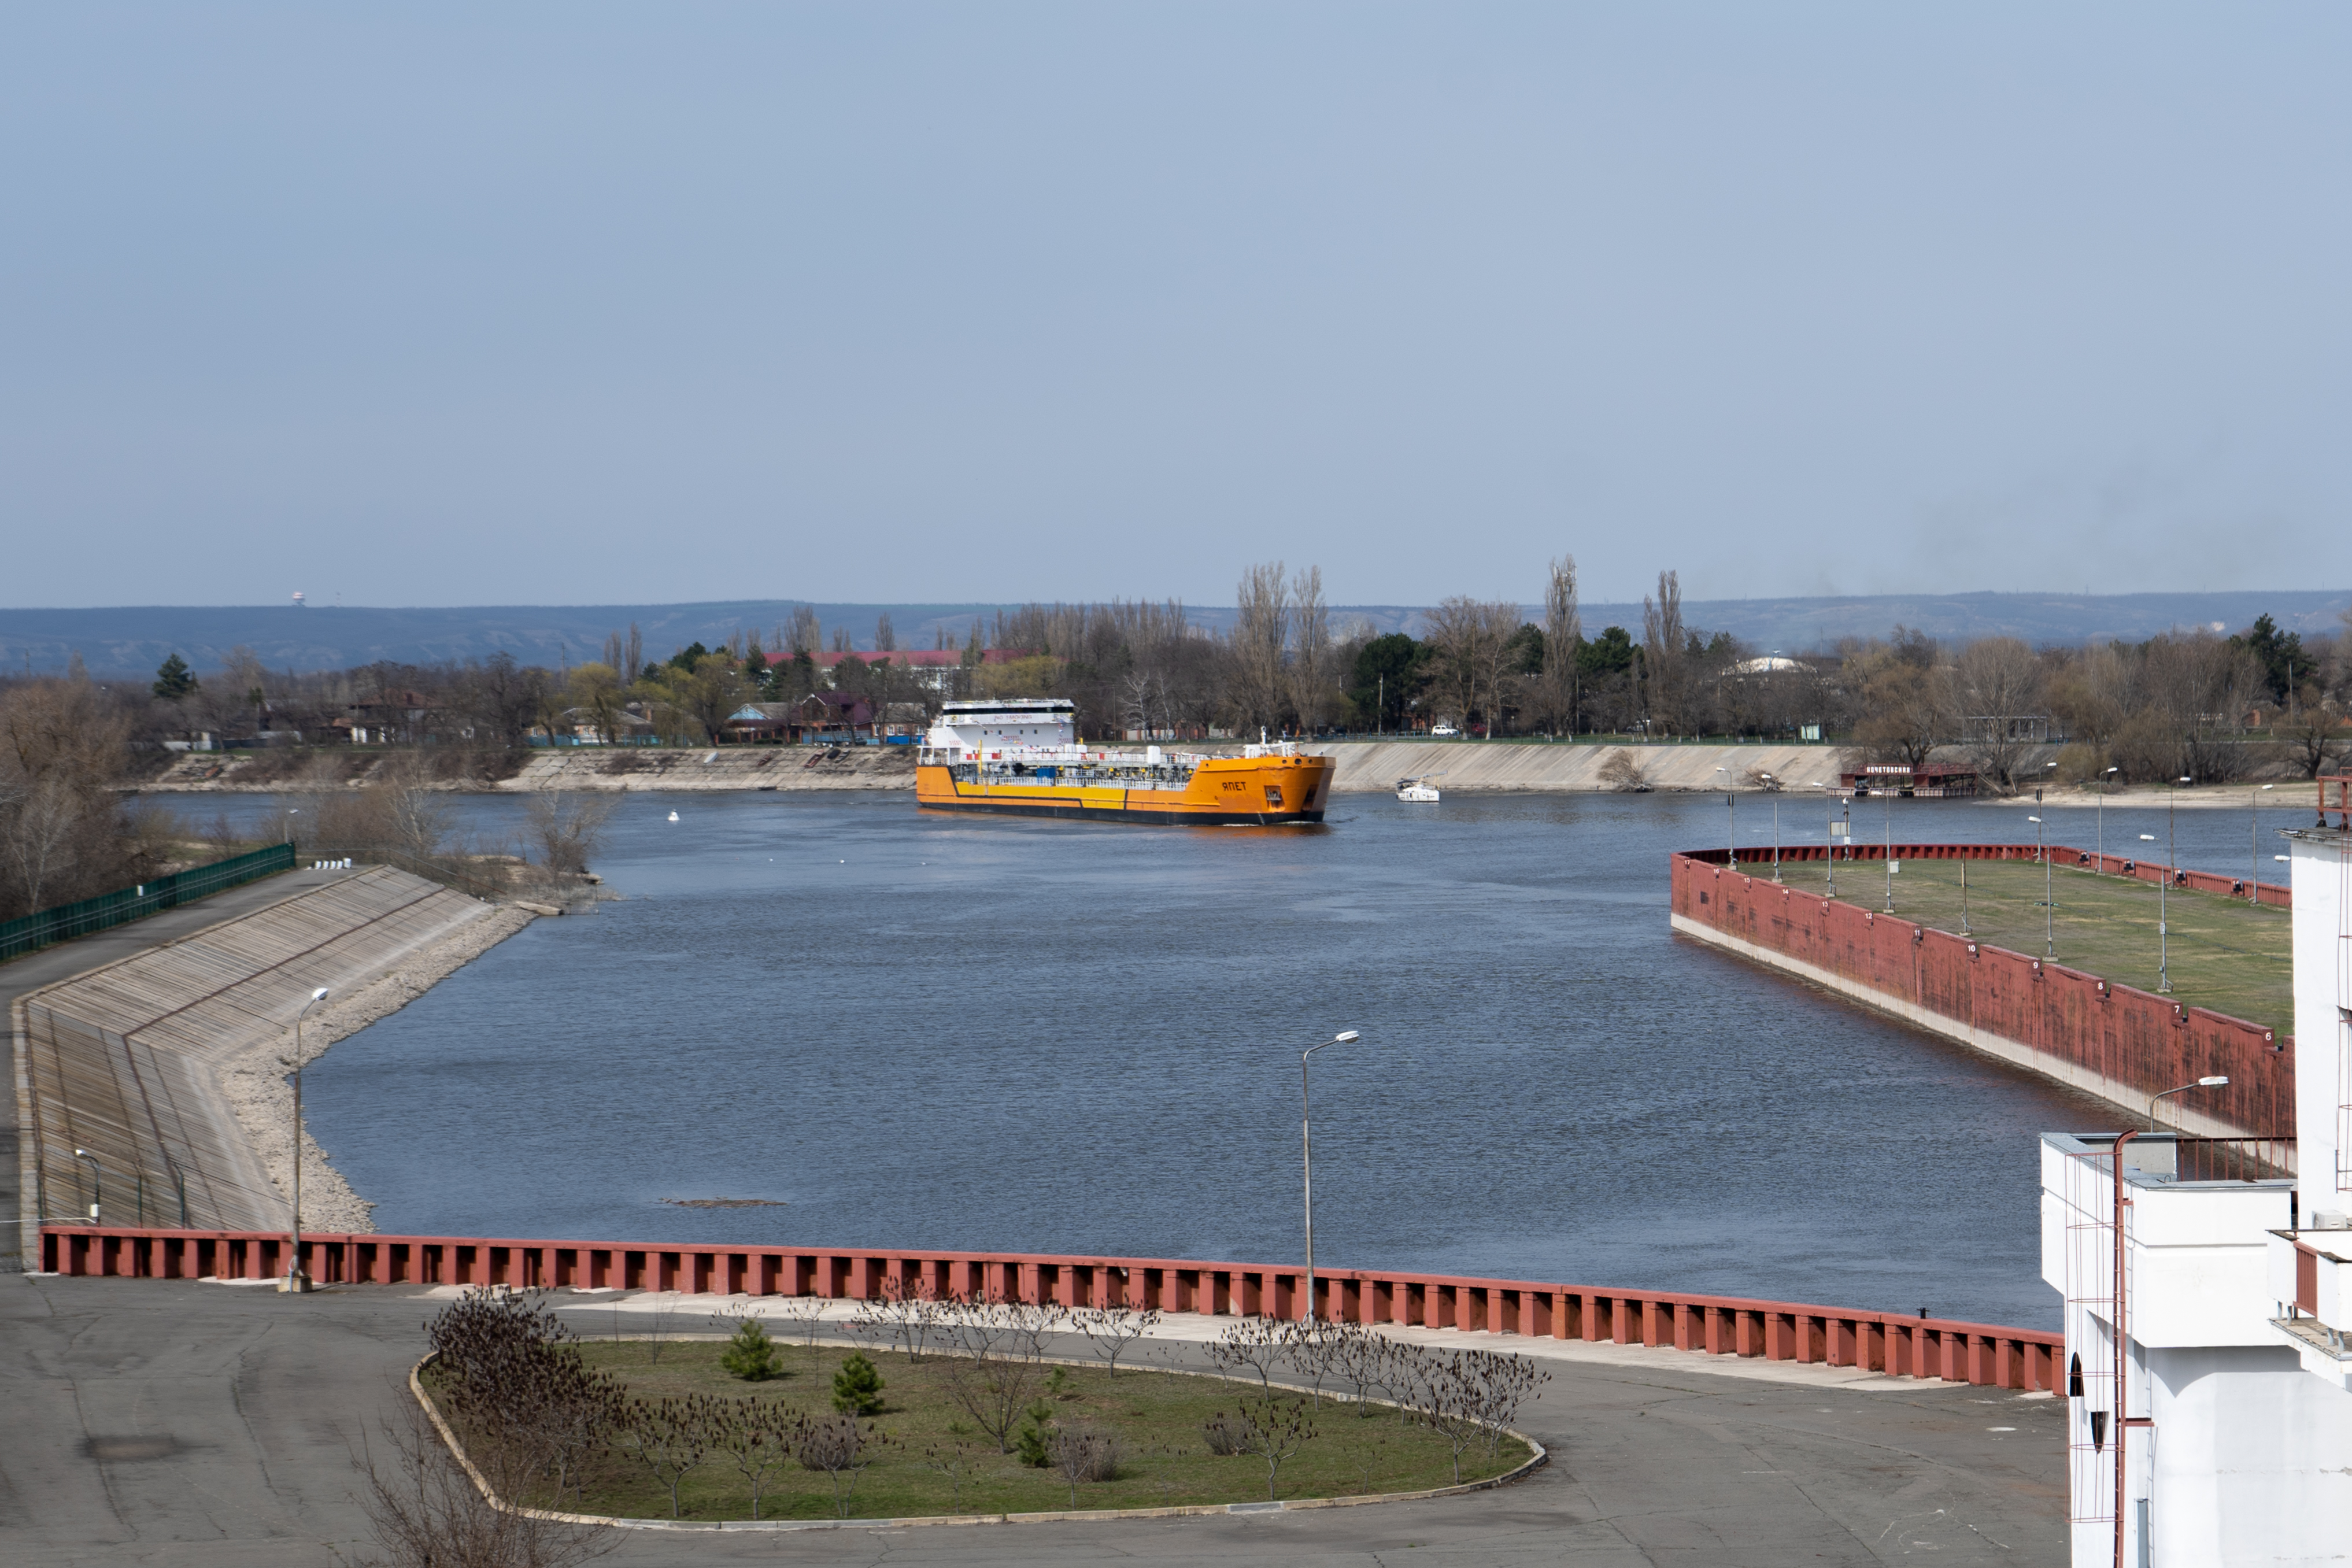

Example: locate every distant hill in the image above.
[2,590,2343,678]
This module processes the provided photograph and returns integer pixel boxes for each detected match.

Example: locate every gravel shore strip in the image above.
[219,904,535,1234]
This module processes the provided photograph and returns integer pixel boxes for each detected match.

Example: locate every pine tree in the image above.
[831,1351,885,1414]
[152,653,199,701]
[720,1314,783,1382]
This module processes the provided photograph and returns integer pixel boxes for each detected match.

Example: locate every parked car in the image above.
[1430,723,1460,737]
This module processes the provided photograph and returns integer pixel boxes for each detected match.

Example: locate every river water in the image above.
[194,785,2307,1331]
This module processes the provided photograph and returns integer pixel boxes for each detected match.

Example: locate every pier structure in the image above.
[1670,840,2294,1142]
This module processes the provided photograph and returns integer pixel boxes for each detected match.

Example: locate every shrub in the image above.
[1015,1398,1056,1467]
[831,1352,885,1415]
[720,1315,783,1382]
[1202,1411,1247,1456]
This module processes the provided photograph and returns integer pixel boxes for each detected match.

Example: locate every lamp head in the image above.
[2177,776,2193,786]
[74,1147,90,1160]
[2199,1075,2229,1087]
[2027,816,2042,824]
[2139,834,2157,842]
[309,987,330,1002]
[1333,1030,1360,1044]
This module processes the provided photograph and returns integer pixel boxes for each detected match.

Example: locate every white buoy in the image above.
[668,811,680,822]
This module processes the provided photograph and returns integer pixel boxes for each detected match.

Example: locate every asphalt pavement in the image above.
[0,1274,2067,1566]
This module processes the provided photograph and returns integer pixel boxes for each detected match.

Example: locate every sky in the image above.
[4,4,2347,611]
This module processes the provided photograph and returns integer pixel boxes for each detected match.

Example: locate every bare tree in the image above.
[793,1412,887,1517]
[1049,1421,1122,1504]
[614,1395,718,1519]
[1071,1305,1162,1377]
[524,791,614,878]
[1539,554,1582,734]
[1641,571,1687,734]
[1233,1393,1315,1500]
[351,1400,616,1568]
[1421,598,1514,734]
[712,1396,800,1521]
[939,1295,1064,1452]
[1950,637,2047,790]
[1233,563,1292,736]
[1596,748,1652,792]
[1289,566,1330,735]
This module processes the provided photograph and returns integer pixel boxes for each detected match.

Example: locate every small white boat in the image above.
[1396,776,1441,803]
[667,810,680,822]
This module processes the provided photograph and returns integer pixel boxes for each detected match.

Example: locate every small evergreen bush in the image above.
[1015,1397,1056,1467]
[721,1314,783,1382]
[831,1352,885,1415]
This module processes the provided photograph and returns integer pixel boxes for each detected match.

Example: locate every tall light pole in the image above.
[2137,831,2169,993]
[2251,783,2274,900]
[1759,772,1781,881]
[1715,766,1734,868]
[73,1147,101,1223]
[282,986,331,1293]
[1816,782,1845,898]
[2028,813,2053,956]
[1299,1029,1360,1323]
[2112,1074,2228,1568]
[1882,779,1896,913]
[2096,766,2120,870]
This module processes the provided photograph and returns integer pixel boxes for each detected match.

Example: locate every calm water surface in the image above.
[202,785,2307,1331]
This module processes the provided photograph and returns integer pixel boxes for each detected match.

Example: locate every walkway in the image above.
[0,1274,2066,1566]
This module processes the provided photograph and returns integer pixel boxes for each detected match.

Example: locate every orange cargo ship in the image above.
[915,699,1333,825]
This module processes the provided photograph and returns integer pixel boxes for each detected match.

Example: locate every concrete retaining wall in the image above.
[13,867,522,1235]
[1669,845,2295,1141]
[40,1225,2061,1392]
[1322,741,1847,795]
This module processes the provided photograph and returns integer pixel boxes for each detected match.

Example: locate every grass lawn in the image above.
[462,1341,1534,1523]
[1734,855,2292,1036]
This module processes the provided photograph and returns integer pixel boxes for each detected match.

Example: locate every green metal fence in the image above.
[0,843,298,963]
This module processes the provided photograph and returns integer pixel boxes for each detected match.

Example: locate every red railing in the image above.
[37,1225,2059,1393]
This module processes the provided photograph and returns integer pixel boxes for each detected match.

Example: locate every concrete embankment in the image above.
[498,745,916,792]
[1669,845,2294,1140]
[1320,741,1847,794]
[13,866,531,1239]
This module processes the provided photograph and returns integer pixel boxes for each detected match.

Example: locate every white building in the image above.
[2043,783,2352,1564]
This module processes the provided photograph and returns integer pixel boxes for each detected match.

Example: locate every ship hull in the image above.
[915,753,1334,825]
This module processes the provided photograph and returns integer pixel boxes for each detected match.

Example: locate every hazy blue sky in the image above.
[5,5,2346,609]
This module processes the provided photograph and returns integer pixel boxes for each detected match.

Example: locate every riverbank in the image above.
[15,867,534,1240]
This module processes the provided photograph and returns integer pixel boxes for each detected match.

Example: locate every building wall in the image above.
[2148,1345,2352,1566]
[2288,834,2349,1219]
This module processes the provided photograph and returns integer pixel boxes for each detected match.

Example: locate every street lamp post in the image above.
[2111,1074,2228,1568]
[2137,832,2167,991]
[2251,783,2275,900]
[73,1147,101,1223]
[2029,809,2053,956]
[1759,772,1781,881]
[1882,782,1895,913]
[1817,783,1846,898]
[1299,1029,1361,1323]
[1715,767,1734,868]
[2096,766,2120,870]
[282,986,331,1293]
